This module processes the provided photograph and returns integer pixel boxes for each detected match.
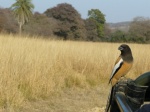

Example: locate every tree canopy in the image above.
[88,9,106,39]
[10,0,34,34]
[129,17,150,43]
[44,3,86,40]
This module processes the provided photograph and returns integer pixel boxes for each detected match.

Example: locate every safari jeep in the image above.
[105,71,150,112]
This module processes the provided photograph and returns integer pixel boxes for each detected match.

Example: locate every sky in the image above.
[0,0,150,23]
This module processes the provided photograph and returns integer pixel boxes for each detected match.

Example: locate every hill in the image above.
[107,21,131,32]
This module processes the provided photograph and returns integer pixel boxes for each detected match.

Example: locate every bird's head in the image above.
[118,44,132,55]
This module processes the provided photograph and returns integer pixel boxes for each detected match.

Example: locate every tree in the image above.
[23,12,57,37]
[45,3,86,40]
[84,19,99,41]
[110,30,126,42]
[0,9,7,32]
[0,8,18,33]
[10,0,34,34]
[88,9,106,39]
[129,17,150,43]
[103,23,112,41]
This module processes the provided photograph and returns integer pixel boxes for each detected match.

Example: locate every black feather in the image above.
[105,87,114,112]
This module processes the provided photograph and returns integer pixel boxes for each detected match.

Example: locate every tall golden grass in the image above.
[0,34,149,109]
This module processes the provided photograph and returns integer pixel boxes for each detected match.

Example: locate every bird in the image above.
[109,44,133,86]
[105,44,133,112]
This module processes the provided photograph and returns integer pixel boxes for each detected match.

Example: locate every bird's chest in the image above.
[115,61,133,79]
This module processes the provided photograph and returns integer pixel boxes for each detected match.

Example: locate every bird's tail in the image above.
[105,87,114,112]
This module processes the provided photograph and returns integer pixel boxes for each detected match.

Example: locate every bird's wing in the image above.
[109,57,123,83]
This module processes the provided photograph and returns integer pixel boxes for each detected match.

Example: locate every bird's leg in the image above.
[111,78,118,87]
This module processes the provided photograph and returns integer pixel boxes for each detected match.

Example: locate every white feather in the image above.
[110,58,123,80]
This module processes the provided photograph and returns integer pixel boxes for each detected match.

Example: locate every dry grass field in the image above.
[0,34,149,112]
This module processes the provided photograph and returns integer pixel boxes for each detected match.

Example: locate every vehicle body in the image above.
[105,72,150,112]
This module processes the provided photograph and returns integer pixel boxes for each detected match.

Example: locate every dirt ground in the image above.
[20,86,109,112]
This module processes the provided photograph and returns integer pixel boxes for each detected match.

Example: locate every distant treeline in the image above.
[0,3,150,43]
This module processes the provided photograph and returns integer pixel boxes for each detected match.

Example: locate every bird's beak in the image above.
[118,46,123,51]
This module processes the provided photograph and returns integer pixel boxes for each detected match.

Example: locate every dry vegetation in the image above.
[0,34,149,111]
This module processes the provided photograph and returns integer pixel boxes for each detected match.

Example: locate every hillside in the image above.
[107,21,131,32]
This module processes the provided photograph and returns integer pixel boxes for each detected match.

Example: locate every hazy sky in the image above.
[0,0,150,23]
